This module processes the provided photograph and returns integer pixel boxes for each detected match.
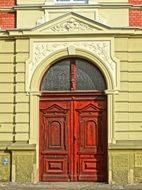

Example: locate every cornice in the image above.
[1,3,142,11]
[0,29,142,38]
[0,7,15,12]
[0,143,36,150]
[109,141,142,150]
[13,4,136,10]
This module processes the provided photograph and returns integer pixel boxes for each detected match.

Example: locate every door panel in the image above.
[39,95,107,182]
[39,101,71,181]
[74,99,107,182]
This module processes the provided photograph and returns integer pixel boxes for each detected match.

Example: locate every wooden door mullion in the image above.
[70,59,77,91]
[73,100,78,181]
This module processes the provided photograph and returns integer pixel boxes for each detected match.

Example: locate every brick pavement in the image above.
[0,182,142,190]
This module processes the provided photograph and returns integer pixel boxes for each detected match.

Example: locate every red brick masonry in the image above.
[0,0,15,6]
[129,0,142,27]
[0,0,15,29]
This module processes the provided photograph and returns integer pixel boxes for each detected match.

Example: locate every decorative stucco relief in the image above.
[48,18,97,32]
[36,13,49,26]
[27,40,117,91]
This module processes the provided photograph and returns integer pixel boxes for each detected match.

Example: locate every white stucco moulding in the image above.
[26,38,120,92]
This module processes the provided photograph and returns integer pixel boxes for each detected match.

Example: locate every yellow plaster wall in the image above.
[17,0,45,4]
[114,37,142,141]
[14,39,30,142]
[0,40,15,142]
[47,10,96,21]
[17,10,44,28]
[98,9,129,27]
[0,39,30,143]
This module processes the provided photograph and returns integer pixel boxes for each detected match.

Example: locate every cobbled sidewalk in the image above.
[0,182,142,190]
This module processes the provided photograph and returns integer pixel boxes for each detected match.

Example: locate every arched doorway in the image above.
[39,58,108,182]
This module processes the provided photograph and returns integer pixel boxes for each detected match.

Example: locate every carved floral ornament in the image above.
[49,18,96,32]
[26,41,118,91]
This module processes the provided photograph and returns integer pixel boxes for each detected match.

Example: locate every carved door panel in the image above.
[73,99,107,182]
[39,100,71,181]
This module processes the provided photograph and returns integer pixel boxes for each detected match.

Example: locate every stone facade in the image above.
[0,0,142,184]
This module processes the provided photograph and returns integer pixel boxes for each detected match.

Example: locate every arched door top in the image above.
[40,58,107,92]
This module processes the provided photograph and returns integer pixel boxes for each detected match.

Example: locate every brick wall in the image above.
[129,0,142,4]
[0,0,16,6]
[0,12,15,29]
[0,0,16,29]
[129,0,142,27]
[129,10,142,27]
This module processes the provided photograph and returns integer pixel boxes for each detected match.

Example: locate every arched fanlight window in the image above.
[40,58,106,91]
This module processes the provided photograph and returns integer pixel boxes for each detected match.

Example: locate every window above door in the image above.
[40,58,106,92]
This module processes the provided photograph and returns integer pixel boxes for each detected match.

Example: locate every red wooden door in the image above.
[39,93,107,182]
[39,100,71,181]
[73,99,107,182]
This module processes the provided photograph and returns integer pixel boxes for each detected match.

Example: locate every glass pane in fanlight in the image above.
[41,60,70,91]
[76,59,106,90]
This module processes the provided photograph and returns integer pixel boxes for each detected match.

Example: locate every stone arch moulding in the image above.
[26,38,120,93]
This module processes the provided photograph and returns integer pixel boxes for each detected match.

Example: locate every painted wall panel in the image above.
[16,73,25,83]
[17,10,44,28]
[0,74,14,83]
[0,64,14,72]
[15,133,29,141]
[0,54,14,63]
[0,114,13,123]
[16,93,29,103]
[0,124,13,132]
[0,104,13,113]
[128,63,142,72]
[16,83,25,92]
[128,53,142,62]
[120,62,128,72]
[0,40,14,53]
[15,113,29,122]
[0,94,13,103]
[98,9,129,27]
[15,124,29,132]
[16,63,25,72]
[15,103,29,113]
[16,39,29,53]
[128,38,142,51]
[129,93,142,102]
[16,53,29,62]
[0,84,13,92]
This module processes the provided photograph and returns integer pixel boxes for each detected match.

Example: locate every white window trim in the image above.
[55,0,88,4]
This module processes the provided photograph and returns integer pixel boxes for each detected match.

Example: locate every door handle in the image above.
[73,136,76,144]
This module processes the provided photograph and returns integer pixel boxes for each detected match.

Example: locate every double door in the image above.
[39,93,107,182]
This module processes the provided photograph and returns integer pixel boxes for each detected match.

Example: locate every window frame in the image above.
[55,0,88,4]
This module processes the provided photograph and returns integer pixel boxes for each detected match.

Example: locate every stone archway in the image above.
[28,49,116,182]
